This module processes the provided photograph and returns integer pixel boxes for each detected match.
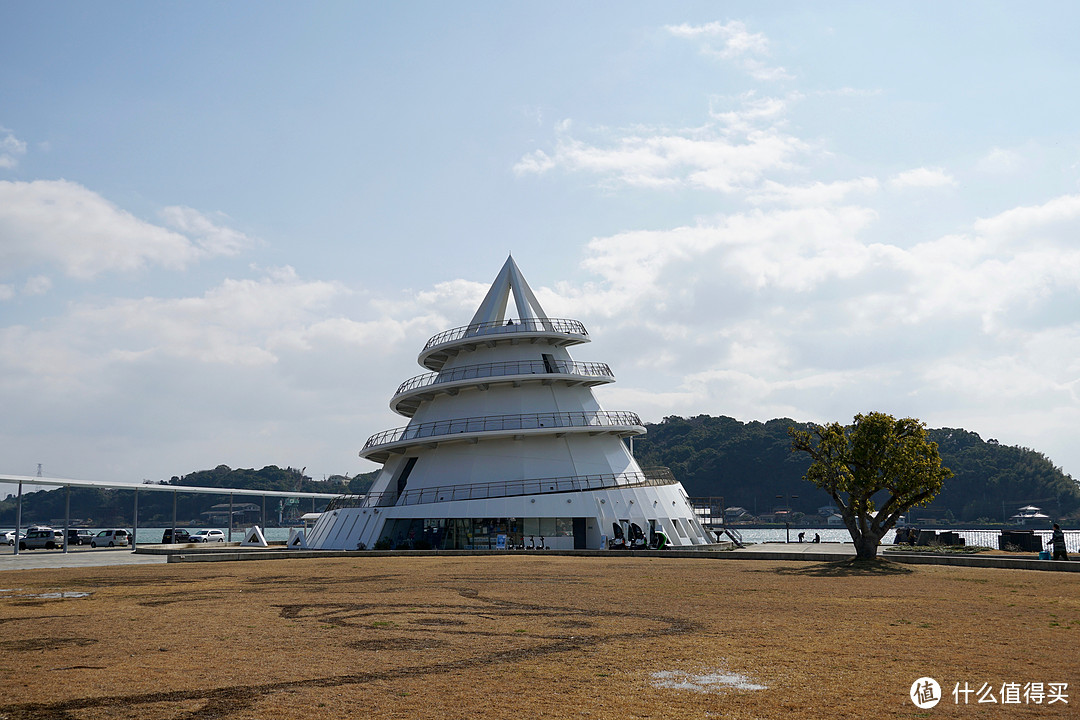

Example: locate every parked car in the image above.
[189,529,226,543]
[161,528,192,544]
[66,529,95,546]
[3,530,24,546]
[19,527,60,550]
[90,529,130,548]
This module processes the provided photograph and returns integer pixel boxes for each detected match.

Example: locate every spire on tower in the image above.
[468,255,551,328]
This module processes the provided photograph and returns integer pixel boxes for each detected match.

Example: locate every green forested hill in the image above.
[929,428,1079,521]
[634,415,1080,522]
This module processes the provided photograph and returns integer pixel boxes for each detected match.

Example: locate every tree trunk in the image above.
[853,531,883,560]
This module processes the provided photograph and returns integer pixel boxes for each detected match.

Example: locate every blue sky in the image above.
[3,2,1080,493]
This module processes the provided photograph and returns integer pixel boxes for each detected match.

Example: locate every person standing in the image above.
[1051,523,1069,561]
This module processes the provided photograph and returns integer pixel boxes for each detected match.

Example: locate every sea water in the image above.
[730,527,1077,552]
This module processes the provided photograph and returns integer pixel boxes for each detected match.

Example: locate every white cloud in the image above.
[975,146,1024,175]
[514,96,809,192]
[708,92,795,131]
[666,21,769,56]
[160,206,254,257]
[0,180,253,279]
[532,174,1080,478]
[0,268,344,378]
[889,167,956,189]
[0,127,27,169]
[972,193,1080,241]
[22,275,52,296]
[577,205,879,311]
[748,177,880,206]
[666,20,792,81]
[512,149,556,176]
[0,261,488,484]
[0,284,13,301]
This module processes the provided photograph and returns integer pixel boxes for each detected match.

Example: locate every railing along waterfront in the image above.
[423,317,587,352]
[327,467,678,509]
[395,360,613,396]
[362,410,644,452]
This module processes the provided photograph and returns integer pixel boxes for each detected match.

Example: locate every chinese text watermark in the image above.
[911,678,1068,708]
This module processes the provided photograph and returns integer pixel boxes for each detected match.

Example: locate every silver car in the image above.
[19,527,60,550]
[189,529,226,543]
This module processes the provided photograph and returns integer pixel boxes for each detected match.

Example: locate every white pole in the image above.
[14,478,23,556]
[63,486,70,553]
[132,488,139,551]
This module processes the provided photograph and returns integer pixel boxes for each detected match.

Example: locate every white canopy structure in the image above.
[1,473,341,554]
[307,256,713,550]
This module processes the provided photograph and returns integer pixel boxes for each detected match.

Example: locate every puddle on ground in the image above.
[651,669,768,693]
[0,589,91,600]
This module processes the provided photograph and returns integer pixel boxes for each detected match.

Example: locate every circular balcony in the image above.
[360,410,645,463]
[390,360,615,417]
[327,467,677,509]
[418,317,589,371]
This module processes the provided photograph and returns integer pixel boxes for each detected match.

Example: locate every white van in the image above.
[90,529,130,548]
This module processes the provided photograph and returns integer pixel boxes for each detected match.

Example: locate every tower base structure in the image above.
[307,256,714,550]
[309,480,712,550]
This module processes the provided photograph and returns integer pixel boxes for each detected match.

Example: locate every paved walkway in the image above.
[732,541,855,556]
[0,546,167,571]
[4,541,1076,573]
[721,541,1080,572]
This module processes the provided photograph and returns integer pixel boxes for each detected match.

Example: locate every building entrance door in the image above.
[573,517,587,549]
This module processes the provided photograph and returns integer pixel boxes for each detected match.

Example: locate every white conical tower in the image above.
[307,257,713,550]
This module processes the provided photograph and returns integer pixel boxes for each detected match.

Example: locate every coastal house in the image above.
[724,506,751,522]
[1009,505,1051,526]
[306,257,714,550]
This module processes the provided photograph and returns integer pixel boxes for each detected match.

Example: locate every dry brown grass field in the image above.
[0,555,1077,719]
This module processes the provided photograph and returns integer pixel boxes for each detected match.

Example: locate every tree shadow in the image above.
[770,558,915,577]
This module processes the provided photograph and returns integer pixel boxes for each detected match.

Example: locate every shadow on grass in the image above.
[769,558,915,577]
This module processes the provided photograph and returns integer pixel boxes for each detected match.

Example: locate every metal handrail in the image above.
[395,360,614,396]
[362,410,644,452]
[423,317,587,352]
[326,467,677,509]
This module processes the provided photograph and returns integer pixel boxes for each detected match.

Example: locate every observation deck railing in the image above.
[395,360,614,396]
[423,317,588,352]
[327,467,678,509]
[362,410,644,453]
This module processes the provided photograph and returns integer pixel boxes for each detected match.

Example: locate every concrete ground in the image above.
[735,541,855,555]
[0,545,167,571]
[4,540,1074,573]
[0,540,853,571]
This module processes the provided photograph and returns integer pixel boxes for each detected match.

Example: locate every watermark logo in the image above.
[910,678,1069,707]
[911,677,942,709]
